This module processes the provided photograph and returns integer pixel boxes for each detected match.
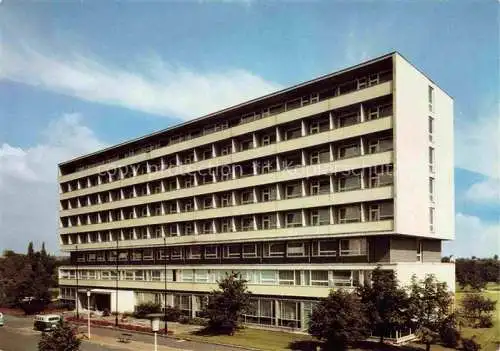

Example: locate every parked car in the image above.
[33,314,61,331]
[0,312,4,326]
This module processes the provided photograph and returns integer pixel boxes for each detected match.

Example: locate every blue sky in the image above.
[0,1,498,257]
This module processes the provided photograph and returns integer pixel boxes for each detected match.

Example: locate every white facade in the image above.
[57,52,455,330]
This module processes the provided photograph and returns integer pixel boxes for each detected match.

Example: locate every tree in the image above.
[309,289,370,350]
[27,242,35,259]
[407,274,452,351]
[38,321,81,351]
[460,293,496,328]
[357,267,409,343]
[204,272,251,335]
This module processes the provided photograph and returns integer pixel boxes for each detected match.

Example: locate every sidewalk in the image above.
[82,332,187,351]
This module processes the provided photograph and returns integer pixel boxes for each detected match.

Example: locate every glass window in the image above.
[286,243,305,257]
[242,244,258,258]
[338,205,361,223]
[265,243,285,257]
[339,238,367,256]
[260,271,277,284]
[224,244,241,258]
[187,246,201,259]
[278,271,295,285]
[204,246,218,259]
[310,270,329,286]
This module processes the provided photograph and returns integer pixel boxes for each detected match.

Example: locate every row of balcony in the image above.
[61,70,392,178]
[60,132,393,212]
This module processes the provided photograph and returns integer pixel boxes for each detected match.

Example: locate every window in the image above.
[242,244,258,258]
[169,224,178,236]
[187,246,201,259]
[204,246,218,259]
[338,175,361,192]
[118,251,129,261]
[108,251,117,262]
[241,216,254,231]
[429,207,435,232]
[314,241,337,257]
[183,223,193,235]
[429,178,435,202]
[220,144,231,156]
[220,193,231,207]
[287,242,305,257]
[181,270,194,282]
[310,208,330,225]
[132,250,143,261]
[310,178,330,195]
[285,211,302,227]
[240,139,253,151]
[284,126,301,140]
[309,149,329,165]
[183,201,193,212]
[429,147,435,172]
[260,271,277,284]
[203,197,213,209]
[153,205,162,216]
[195,270,209,283]
[337,143,360,159]
[285,183,301,199]
[157,249,168,260]
[241,190,253,204]
[143,249,154,260]
[428,86,434,112]
[87,253,96,262]
[202,221,213,234]
[429,116,434,142]
[367,138,393,154]
[264,243,285,257]
[96,252,105,262]
[224,244,240,258]
[261,134,274,146]
[338,112,358,128]
[151,271,161,281]
[171,247,183,260]
[339,239,367,256]
[369,202,394,221]
[370,170,393,187]
[278,271,295,286]
[134,271,145,281]
[261,214,274,229]
[152,225,162,238]
[416,240,423,262]
[261,187,275,202]
[310,270,329,286]
[220,219,231,232]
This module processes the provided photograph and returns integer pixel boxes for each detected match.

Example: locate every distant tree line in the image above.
[0,242,67,310]
[442,255,500,290]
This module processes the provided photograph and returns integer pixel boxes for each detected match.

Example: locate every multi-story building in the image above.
[57,52,454,332]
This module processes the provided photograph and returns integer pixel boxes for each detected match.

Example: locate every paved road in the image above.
[0,315,241,351]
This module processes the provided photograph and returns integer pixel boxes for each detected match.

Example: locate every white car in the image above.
[0,312,4,326]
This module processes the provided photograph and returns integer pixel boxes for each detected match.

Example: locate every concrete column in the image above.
[359,103,365,123]
[231,139,237,154]
[275,126,281,143]
[301,150,307,166]
[301,120,307,137]
[360,136,365,156]
[329,111,335,130]
[252,132,258,148]
[274,300,280,327]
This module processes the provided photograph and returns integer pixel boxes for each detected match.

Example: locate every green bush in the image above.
[439,325,460,348]
[38,321,81,351]
[134,302,161,319]
[188,317,208,326]
[163,306,181,322]
[178,315,191,324]
[462,337,481,351]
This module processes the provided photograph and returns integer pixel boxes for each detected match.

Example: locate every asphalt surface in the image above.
[0,315,240,351]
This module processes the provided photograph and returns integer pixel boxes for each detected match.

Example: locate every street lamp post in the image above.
[86,290,91,339]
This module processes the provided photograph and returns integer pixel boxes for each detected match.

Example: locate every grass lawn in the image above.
[456,283,500,351]
[180,283,500,351]
[179,327,316,351]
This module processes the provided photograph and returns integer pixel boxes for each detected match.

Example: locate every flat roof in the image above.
[59,51,399,167]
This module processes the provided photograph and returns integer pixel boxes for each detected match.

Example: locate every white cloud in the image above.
[0,44,282,120]
[443,213,500,258]
[465,178,500,204]
[0,114,105,254]
[455,112,499,179]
